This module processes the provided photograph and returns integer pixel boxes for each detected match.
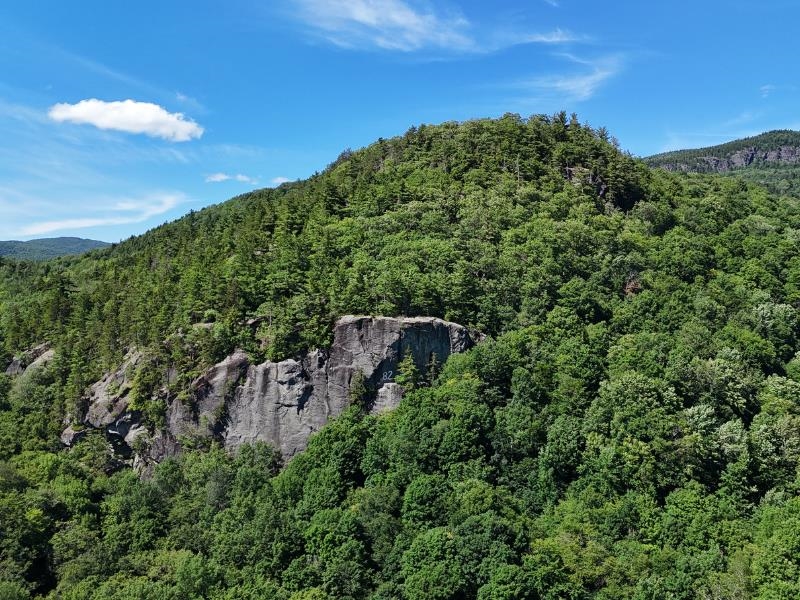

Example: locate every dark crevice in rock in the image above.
[66,315,479,468]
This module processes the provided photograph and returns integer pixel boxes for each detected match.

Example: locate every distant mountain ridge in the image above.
[645,130,800,197]
[644,130,800,173]
[0,236,110,260]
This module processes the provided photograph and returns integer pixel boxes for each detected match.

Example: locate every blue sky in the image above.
[1,0,798,242]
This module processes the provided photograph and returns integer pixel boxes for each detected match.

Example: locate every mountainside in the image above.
[63,315,477,465]
[645,129,800,196]
[3,114,800,598]
[0,237,110,261]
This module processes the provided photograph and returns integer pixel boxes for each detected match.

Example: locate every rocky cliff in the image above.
[644,130,800,175]
[653,145,800,174]
[4,343,53,376]
[65,315,477,466]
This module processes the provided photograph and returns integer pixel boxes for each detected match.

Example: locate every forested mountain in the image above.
[645,130,800,197]
[0,238,110,261]
[3,113,800,598]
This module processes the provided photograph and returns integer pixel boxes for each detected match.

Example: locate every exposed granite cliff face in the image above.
[61,350,145,448]
[652,145,800,173]
[4,343,53,376]
[68,316,476,465]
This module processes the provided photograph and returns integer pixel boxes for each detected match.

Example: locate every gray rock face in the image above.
[68,316,475,464]
[85,350,142,429]
[373,383,403,414]
[60,425,86,447]
[166,315,475,459]
[58,350,146,461]
[73,316,476,464]
[656,145,800,173]
[166,350,249,441]
[5,343,53,376]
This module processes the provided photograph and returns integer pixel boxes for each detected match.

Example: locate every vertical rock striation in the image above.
[71,315,477,464]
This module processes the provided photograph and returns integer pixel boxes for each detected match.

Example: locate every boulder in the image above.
[60,425,86,447]
[5,343,53,376]
[85,350,142,428]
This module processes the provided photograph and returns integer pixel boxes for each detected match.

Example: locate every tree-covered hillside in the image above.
[2,113,800,598]
[0,238,110,261]
[646,130,800,167]
[645,130,800,197]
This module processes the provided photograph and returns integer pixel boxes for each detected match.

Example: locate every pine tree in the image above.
[395,353,421,391]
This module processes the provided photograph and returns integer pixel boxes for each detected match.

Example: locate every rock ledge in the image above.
[67,315,477,465]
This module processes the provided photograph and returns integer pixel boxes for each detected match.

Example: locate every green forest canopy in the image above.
[0,238,110,262]
[645,129,800,168]
[646,129,800,198]
[2,113,800,598]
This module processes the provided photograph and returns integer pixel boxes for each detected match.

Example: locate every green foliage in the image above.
[347,371,369,411]
[4,115,800,597]
[0,238,109,262]
[394,353,421,390]
[645,129,800,197]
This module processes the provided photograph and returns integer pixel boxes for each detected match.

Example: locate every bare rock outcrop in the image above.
[655,145,800,174]
[5,343,54,376]
[85,350,142,428]
[69,315,477,465]
[166,315,475,459]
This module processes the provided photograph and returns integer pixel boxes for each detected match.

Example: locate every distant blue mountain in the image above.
[0,237,111,260]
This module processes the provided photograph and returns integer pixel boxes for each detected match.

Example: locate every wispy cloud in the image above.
[18,192,186,236]
[543,0,560,6]
[234,174,258,184]
[722,110,762,128]
[522,28,581,44]
[205,172,258,184]
[175,91,207,115]
[293,0,472,52]
[48,99,204,142]
[271,176,291,186]
[760,84,776,98]
[205,172,231,183]
[291,0,580,53]
[516,54,622,102]
[0,98,50,125]
[54,45,166,97]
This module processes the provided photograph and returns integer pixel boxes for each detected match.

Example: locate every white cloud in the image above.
[519,54,621,102]
[543,0,560,6]
[291,0,582,54]
[523,29,580,44]
[19,192,184,236]
[760,84,776,98]
[205,172,231,183]
[205,172,258,184]
[271,176,291,186]
[533,69,612,101]
[48,99,204,142]
[293,0,473,51]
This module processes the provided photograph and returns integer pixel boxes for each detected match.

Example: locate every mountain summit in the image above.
[0,237,110,261]
[4,115,800,598]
